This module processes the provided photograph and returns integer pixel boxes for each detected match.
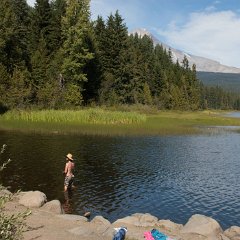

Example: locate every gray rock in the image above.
[219,233,231,240]
[224,226,240,240]
[133,213,159,227]
[57,214,88,222]
[181,214,223,240]
[19,191,47,208]
[68,226,95,237]
[158,219,183,232]
[91,216,112,235]
[179,232,208,240]
[0,189,12,197]
[113,213,158,227]
[40,200,63,214]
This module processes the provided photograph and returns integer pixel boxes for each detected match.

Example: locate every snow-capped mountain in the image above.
[130,28,240,74]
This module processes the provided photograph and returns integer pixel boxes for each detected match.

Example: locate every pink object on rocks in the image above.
[144,231,155,240]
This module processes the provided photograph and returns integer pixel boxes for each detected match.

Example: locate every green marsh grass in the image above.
[0,109,146,125]
[0,109,240,136]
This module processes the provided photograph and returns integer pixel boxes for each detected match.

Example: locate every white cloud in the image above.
[90,0,146,30]
[157,10,240,68]
[27,0,35,7]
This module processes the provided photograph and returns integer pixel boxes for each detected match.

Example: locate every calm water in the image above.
[0,128,240,229]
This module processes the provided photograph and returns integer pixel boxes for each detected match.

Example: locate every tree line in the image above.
[0,0,239,111]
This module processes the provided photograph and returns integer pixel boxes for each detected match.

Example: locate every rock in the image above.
[181,214,223,240]
[224,226,240,240]
[91,216,112,236]
[133,213,159,227]
[0,188,12,197]
[84,211,91,217]
[219,233,231,240]
[57,214,88,223]
[91,216,111,226]
[179,232,208,240]
[158,219,183,232]
[41,200,63,214]
[113,213,158,227]
[19,191,47,208]
[68,226,95,237]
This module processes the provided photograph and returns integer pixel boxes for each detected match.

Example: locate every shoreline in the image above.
[1,189,239,240]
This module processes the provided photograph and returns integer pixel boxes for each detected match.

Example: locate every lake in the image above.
[0,127,240,230]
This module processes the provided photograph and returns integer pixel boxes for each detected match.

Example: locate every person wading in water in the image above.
[63,153,75,192]
[62,153,91,217]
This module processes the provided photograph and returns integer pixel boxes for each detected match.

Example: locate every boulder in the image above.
[181,214,223,240]
[158,219,183,232]
[224,226,240,240]
[0,188,12,197]
[40,200,63,214]
[57,214,88,223]
[91,216,111,227]
[219,233,231,240]
[113,213,158,227]
[68,226,96,237]
[91,216,111,234]
[179,232,208,240]
[19,191,47,208]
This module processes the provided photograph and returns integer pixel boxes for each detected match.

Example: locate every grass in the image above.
[0,108,146,125]
[0,108,240,136]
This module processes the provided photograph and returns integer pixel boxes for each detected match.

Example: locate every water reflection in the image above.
[62,190,74,214]
[224,111,240,118]
[0,129,240,229]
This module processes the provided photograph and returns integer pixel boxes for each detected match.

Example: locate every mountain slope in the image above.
[197,72,240,93]
[130,28,240,74]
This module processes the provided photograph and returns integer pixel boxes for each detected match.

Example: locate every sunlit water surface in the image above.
[0,127,240,229]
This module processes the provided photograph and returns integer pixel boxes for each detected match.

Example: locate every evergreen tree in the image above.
[0,64,10,105]
[30,0,52,53]
[12,0,31,69]
[87,16,106,103]
[61,0,94,105]
[49,0,66,53]
[30,35,49,102]
[0,0,24,72]
[6,67,31,108]
[143,82,153,105]
[99,11,130,104]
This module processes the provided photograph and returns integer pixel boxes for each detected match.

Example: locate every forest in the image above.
[1,0,240,111]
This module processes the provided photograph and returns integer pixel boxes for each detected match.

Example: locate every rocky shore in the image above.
[1,189,240,240]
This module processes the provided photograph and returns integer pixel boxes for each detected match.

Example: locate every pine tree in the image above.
[61,0,94,105]
[143,82,153,105]
[12,0,31,69]
[30,35,49,102]
[48,0,66,53]
[30,0,53,53]
[99,11,129,104]
[6,67,31,108]
[0,0,20,72]
[0,64,10,105]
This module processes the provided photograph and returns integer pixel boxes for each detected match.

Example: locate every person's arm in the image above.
[64,162,69,174]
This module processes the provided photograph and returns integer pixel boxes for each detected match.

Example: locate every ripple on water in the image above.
[0,131,240,229]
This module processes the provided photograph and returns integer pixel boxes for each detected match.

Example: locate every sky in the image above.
[27,0,240,68]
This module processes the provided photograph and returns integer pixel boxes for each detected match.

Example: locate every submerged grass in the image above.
[0,108,240,136]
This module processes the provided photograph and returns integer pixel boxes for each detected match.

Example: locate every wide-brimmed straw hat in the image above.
[66,153,73,160]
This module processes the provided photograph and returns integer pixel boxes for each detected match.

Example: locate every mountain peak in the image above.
[130,28,240,74]
[130,28,152,38]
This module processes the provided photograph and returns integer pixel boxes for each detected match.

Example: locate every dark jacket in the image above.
[112,228,127,240]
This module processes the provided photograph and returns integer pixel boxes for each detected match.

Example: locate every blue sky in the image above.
[27,0,240,68]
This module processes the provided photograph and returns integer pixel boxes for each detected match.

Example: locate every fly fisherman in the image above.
[63,153,75,192]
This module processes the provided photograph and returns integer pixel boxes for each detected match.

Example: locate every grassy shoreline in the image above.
[0,108,240,136]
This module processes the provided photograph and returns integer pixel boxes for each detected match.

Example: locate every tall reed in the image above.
[1,109,146,125]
